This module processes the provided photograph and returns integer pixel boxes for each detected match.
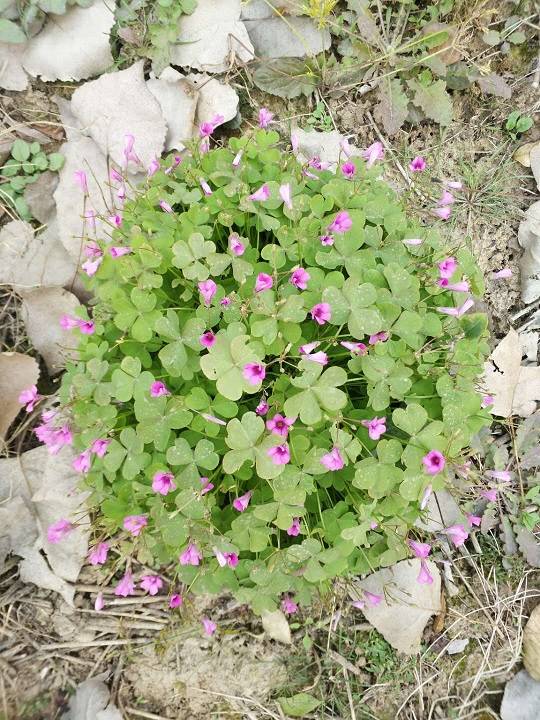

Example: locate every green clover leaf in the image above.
[200,333,264,401]
[172,232,216,280]
[284,364,347,425]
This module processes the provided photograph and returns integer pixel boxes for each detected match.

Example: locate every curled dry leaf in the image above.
[524,604,540,681]
[292,128,360,167]
[514,141,540,168]
[518,200,540,304]
[261,609,292,644]
[187,73,239,128]
[23,170,59,225]
[63,672,122,720]
[350,559,442,654]
[170,0,254,73]
[0,352,39,440]
[70,61,167,172]
[245,17,331,59]
[0,41,28,91]
[0,219,77,289]
[147,67,199,151]
[0,445,89,605]
[500,670,540,720]
[477,73,512,99]
[20,287,80,374]
[22,1,115,82]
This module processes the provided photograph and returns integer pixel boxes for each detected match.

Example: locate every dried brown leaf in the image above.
[0,352,39,441]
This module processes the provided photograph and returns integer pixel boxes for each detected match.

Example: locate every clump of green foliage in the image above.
[0,0,94,42]
[1,139,64,220]
[60,128,492,613]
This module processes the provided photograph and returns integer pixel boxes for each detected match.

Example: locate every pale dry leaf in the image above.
[516,526,540,568]
[0,352,39,440]
[500,670,540,720]
[170,0,254,73]
[0,41,28,90]
[245,17,331,58]
[518,200,540,304]
[23,170,58,224]
[54,95,86,142]
[261,609,292,644]
[22,1,115,82]
[53,136,110,261]
[0,445,89,604]
[20,287,80,374]
[350,559,442,654]
[477,73,512,99]
[292,128,360,167]
[530,143,540,193]
[241,0,303,18]
[347,0,382,48]
[70,61,167,172]
[415,489,463,532]
[373,78,409,137]
[63,672,122,720]
[188,73,239,128]
[524,604,540,681]
[0,219,77,289]
[514,141,540,168]
[147,67,199,151]
[421,22,462,65]
[445,637,469,654]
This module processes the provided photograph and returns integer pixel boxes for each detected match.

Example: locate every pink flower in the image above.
[423,450,445,475]
[438,190,455,206]
[266,414,295,438]
[321,447,345,471]
[84,209,96,229]
[91,438,111,458]
[95,592,105,611]
[437,298,474,317]
[202,617,217,636]
[78,320,95,335]
[82,257,102,277]
[481,489,498,502]
[148,158,160,176]
[159,200,173,213]
[320,234,334,246]
[140,575,163,596]
[408,539,431,559]
[291,132,299,152]
[481,395,494,408]
[73,449,92,473]
[201,413,226,426]
[340,341,367,355]
[232,149,243,168]
[123,515,147,537]
[179,543,202,566]
[19,385,39,412]
[220,296,231,307]
[361,417,386,441]
[169,594,183,609]
[199,114,224,138]
[279,183,293,210]
[341,136,352,157]
[362,141,384,168]
[256,399,269,416]
[437,279,469,292]
[109,246,132,258]
[115,572,136,597]
[255,273,273,292]
[117,185,126,203]
[267,443,290,465]
[341,161,356,179]
[417,561,433,584]
[200,476,214,495]
[60,314,79,330]
[200,331,216,348]
[328,210,352,234]
[287,517,301,536]
[258,108,274,128]
[213,548,238,568]
[408,541,433,583]
[249,184,270,202]
[110,167,123,183]
[84,242,101,261]
[281,596,298,615]
[446,180,462,189]
[364,590,382,606]
[200,178,212,196]
[301,347,328,365]
[233,490,252,512]
[310,303,331,325]
[409,156,426,172]
[492,268,512,279]
[198,279,217,307]
[467,514,482,527]
[123,134,138,164]
[152,471,176,495]
[74,170,88,194]
[109,213,123,227]
[150,381,170,397]
[369,331,389,345]
[420,485,432,510]
[437,257,457,280]
[444,524,469,547]
[434,206,452,220]
[229,233,245,256]
[243,363,266,385]
[403,237,423,246]
[47,519,73,544]
[309,156,330,171]
[88,542,109,565]
[290,267,310,290]
[486,470,511,482]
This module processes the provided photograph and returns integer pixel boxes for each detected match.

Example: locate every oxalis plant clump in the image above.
[40,116,493,621]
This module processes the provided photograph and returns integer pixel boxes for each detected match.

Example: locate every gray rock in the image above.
[501,670,540,720]
[23,170,58,224]
[245,17,331,58]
